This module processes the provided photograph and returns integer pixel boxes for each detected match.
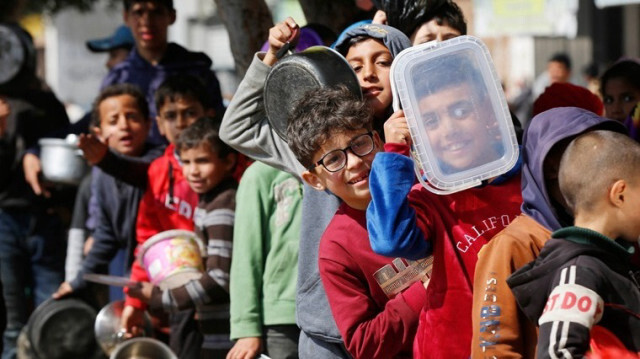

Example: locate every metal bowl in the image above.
[38,136,89,186]
[109,338,176,359]
[94,301,153,356]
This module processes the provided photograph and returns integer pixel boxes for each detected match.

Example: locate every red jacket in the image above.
[126,144,199,309]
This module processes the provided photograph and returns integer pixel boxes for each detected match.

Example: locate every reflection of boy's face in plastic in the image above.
[419,83,499,172]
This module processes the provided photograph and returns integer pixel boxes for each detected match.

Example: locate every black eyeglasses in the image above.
[310,132,376,172]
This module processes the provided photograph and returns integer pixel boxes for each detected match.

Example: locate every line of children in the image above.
[128,118,238,358]
[509,130,640,357]
[220,18,410,358]
[118,75,218,359]
[470,107,626,358]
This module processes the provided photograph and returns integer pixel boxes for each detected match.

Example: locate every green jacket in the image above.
[229,161,303,339]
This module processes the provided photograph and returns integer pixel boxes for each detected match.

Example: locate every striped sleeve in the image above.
[537,265,604,359]
[156,188,236,312]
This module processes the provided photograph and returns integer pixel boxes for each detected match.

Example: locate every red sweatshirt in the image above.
[367,144,523,358]
[125,144,199,309]
[319,204,427,359]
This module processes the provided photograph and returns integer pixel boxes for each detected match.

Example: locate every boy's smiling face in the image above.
[156,95,212,143]
[419,83,500,173]
[346,39,393,119]
[95,94,150,156]
[302,129,382,210]
[179,143,235,194]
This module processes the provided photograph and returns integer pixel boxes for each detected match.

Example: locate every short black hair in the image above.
[600,60,640,98]
[175,117,235,159]
[413,53,486,101]
[91,83,149,128]
[382,0,467,39]
[549,53,572,70]
[286,85,373,168]
[123,0,174,11]
[154,75,213,114]
[559,130,640,216]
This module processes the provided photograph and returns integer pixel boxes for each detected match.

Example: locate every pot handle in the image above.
[275,26,300,60]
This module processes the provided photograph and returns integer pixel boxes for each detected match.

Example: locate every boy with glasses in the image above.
[288,86,429,359]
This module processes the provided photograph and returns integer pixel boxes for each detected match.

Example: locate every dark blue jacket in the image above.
[70,144,164,290]
[102,43,224,145]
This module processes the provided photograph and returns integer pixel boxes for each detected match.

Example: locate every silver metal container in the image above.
[38,136,89,185]
[109,338,177,359]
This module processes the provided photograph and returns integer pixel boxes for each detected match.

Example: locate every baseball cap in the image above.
[86,25,134,53]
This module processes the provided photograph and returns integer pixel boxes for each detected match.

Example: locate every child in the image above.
[600,59,640,123]
[286,86,427,359]
[128,118,237,358]
[220,18,410,358]
[119,75,216,359]
[376,0,467,44]
[103,0,224,145]
[508,130,640,357]
[227,162,303,359]
[366,56,523,358]
[52,84,162,301]
[470,107,626,358]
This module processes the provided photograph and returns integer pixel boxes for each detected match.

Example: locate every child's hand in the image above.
[384,110,412,146]
[372,10,387,24]
[23,153,50,198]
[126,281,154,303]
[52,281,73,299]
[78,133,108,165]
[263,17,299,66]
[226,337,262,359]
[121,305,146,338]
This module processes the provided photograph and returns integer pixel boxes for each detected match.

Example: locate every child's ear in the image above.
[223,153,237,173]
[609,179,627,208]
[302,170,326,191]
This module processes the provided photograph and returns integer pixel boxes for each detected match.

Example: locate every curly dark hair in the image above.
[286,85,373,169]
[379,0,467,39]
[124,0,173,11]
[91,83,149,128]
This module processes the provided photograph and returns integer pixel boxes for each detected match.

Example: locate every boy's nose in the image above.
[363,63,377,81]
[345,150,364,170]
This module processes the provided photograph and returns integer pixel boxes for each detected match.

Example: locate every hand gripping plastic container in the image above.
[390,35,519,194]
[138,230,205,290]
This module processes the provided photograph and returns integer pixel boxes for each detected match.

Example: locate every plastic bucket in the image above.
[138,230,205,290]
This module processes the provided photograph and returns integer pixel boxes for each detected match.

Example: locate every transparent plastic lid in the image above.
[391,35,519,194]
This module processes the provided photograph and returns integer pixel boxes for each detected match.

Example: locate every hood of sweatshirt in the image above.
[520,107,626,231]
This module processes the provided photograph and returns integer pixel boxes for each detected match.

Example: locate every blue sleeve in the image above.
[366,152,431,260]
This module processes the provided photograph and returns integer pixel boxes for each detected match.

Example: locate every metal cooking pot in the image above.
[95,300,153,356]
[38,135,89,186]
[20,298,104,359]
[263,45,362,140]
[109,338,176,359]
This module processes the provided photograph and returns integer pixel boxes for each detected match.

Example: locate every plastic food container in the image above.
[391,35,519,194]
[138,230,205,290]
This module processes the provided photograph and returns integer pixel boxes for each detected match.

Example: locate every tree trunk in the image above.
[213,0,273,77]
[298,0,374,36]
